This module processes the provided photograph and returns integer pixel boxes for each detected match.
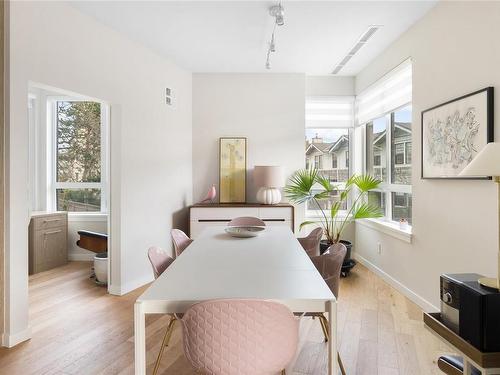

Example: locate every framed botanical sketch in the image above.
[421,87,494,179]
[219,137,247,203]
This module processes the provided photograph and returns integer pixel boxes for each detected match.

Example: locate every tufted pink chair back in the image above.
[171,229,193,257]
[297,227,323,257]
[310,243,347,298]
[147,246,174,279]
[228,216,266,227]
[181,299,298,375]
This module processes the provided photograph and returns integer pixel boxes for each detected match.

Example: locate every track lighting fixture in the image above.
[270,34,276,52]
[269,4,285,26]
[265,2,285,70]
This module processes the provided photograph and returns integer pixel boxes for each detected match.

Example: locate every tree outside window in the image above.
[55,101,104,212]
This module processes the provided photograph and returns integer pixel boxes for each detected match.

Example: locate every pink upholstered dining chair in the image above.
[228,216,266,227]
[147,246,178,375]
[171,229,193,257]
[180,299,298,375]
[147,246,174,279]
[310,242,347,298]
[297,227,323,257]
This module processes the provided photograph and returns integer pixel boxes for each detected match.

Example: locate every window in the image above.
[305,96,354,217]
[394,143,405,165]
[358,60,412,226]
[50,99,108,213]
[405,142,412,164]
[365,105,412,224]
[366,116,387,183]
[391,107,412,186]
[314,155,323,169]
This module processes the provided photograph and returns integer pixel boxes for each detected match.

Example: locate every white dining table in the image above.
[134,226,338,374]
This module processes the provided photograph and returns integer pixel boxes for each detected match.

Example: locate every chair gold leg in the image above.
[338,353,346,375]
[152,315,177,375]
[317,314,345,375]
[281,370,286,375]
[318,314,330,342]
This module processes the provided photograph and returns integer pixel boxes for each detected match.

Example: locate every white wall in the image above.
[354,1,500,310]
[306,76,355,97]
[192,73,306,229]
[6,1,192,346]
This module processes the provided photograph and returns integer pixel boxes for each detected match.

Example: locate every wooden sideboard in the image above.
[189,203,294,239]
[424,312,500,374]
[29,211,68,274]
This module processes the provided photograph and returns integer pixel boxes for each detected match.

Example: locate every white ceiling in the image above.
[72,1,436,75]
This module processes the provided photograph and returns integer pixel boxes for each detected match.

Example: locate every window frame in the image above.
[363,103,412,226]
[47,96,109,214]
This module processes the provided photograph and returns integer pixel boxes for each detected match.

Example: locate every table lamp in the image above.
[459,142,500,290]
[253,166,284,205]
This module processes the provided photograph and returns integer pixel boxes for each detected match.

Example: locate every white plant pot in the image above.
[94,253,108,285]
[256,187,282,205]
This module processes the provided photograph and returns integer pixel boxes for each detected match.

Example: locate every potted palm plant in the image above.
[284,169,383,274]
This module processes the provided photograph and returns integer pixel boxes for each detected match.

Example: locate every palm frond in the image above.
[284,169,317,204]
[340,190,349,201]
[315,173,334,192]
[352,202,384,219]
[351,174,382,193]
[330,201,341,219]
[299,220,320,230]
[313,191,331,201]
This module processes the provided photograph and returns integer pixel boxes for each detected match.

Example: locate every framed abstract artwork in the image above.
[421,87,494,179]
[219,137,247,203]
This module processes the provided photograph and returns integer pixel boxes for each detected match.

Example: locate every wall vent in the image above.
[331,25,382,75]
[165,87,174,106]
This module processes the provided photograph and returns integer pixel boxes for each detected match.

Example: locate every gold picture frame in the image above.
[219,137,247,203]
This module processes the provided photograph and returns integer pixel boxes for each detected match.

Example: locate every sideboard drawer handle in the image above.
[43,218,61,223]
[198,219,231,222]
[44,229,62,236]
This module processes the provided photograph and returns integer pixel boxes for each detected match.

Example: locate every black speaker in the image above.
[441,273,500,352]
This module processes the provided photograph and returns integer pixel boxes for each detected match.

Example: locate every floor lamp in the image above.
[459,142,500,290]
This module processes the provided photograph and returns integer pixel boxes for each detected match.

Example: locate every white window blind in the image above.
[306,96,355,128]
[356,59,412,126]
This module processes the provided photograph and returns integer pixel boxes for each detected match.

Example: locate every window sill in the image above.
[356,218,412,243]
[68,212,108,222]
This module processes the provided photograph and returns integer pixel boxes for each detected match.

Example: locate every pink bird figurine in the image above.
[199,184,216,204]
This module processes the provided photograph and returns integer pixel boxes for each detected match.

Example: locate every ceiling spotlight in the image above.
[269,4,284,26]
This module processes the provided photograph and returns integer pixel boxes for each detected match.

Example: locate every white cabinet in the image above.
[189,204,294,239]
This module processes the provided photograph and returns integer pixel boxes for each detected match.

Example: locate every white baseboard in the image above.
[2,326,32,347]
[68,253,95,261]
[108,274,153,296]
[353,252,439,313]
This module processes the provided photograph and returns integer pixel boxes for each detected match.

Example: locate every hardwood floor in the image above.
[0,261,453,374]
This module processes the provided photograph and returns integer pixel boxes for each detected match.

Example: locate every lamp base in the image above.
[256,187,281,205]
[479,277,500,290]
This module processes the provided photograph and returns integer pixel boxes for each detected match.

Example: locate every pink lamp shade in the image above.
[253,166,284,188]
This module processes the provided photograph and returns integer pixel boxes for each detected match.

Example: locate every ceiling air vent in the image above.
[331,25,382,75]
